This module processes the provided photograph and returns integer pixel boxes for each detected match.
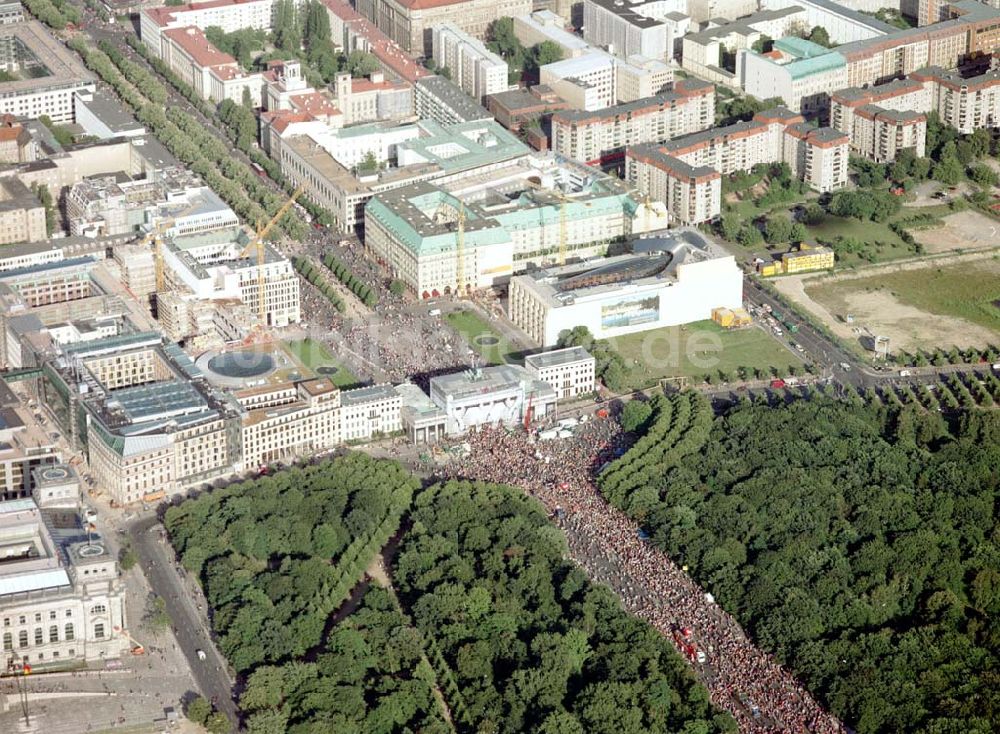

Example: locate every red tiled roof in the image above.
[320,0,430,84]
[349,78,403,93]
[163,26,236,68]
[290,92,341,116]
[263,110,312,134]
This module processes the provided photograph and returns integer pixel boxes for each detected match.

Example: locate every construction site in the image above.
[119,186,305,351]
[363,153,667,299]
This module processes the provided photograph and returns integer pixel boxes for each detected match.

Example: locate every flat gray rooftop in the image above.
[525,346,593,370]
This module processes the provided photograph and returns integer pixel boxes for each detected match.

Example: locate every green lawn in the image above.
[606,320,803,389]
[445,310,517,365]
[813,260,1000,336]
[284,338,360,388]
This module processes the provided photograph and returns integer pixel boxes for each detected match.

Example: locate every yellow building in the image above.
[781,244,835,274]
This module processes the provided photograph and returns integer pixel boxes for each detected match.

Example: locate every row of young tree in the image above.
[123,35,335,228]
[321,253,378,307]
[293,256,347,312]
[22,0,79,29]
[164,455,418,673]
[599,395,1000,733]
[70,38,309,241]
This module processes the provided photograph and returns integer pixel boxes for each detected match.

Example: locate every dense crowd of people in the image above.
[447,416,846,734]
[290,236,475,383]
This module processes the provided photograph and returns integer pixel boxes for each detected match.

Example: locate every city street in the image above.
[127,516,237,726]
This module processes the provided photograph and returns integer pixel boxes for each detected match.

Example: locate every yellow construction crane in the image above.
[524,179,588,266]
[136,219,174,293]
[455,201,465,296]
[239,185,305,324]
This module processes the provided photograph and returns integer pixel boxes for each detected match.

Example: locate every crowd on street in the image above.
[290,236,476,384]
[447,416,846,734]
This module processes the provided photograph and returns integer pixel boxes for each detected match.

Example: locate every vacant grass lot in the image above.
[607,320,803,389]
[284,338,360,388]
[813,260,1000,338]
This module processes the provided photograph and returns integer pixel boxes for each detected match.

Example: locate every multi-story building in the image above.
[740,2,1000,108]
[140,0,277,54]
[332,70,413,125]
[831,78,931,160]
[616,55,674,102]
[509,232,744,346]
[238,378,341,469]
[687,0,758,22]
[487,84,571,135]
[540,52,618,110]
[36,334,406,505]
[354,0,531,56]
[0,499,128,667]
[551,79,715,165]
[432,24,508,103]
[681,8,807,86]
[160,226,300,329]
[65,168,238,239]
[0,21,96,124]
[413,75,491,124]
[627,108,848,224]
[761,0,896,44]
[0,388,59,502]
[278,118,529,234]
[581,0,687,61]
[514,10,593,59]
[0,177,45,245]
[912,65,1000,134]
[739,37,848,115]
[322,0,432,86]
[157,25,266,106]
[364,153,643,297]
[524,346,596,398]
[73,89,146,141]
[340,384,402,441]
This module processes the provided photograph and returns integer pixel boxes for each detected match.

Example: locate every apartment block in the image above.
[831,78,931,160]
[432,23,509,103]
[354,0,531,56]
[912,65,1000,134]
[551,79,715,165]
[627,108,848,224]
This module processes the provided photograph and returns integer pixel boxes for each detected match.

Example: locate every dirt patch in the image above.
[810,286,996,352]
[775,251,1000,353]
[911,210,1000,254]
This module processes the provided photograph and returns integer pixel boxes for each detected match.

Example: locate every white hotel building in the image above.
[432,24,509,103]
